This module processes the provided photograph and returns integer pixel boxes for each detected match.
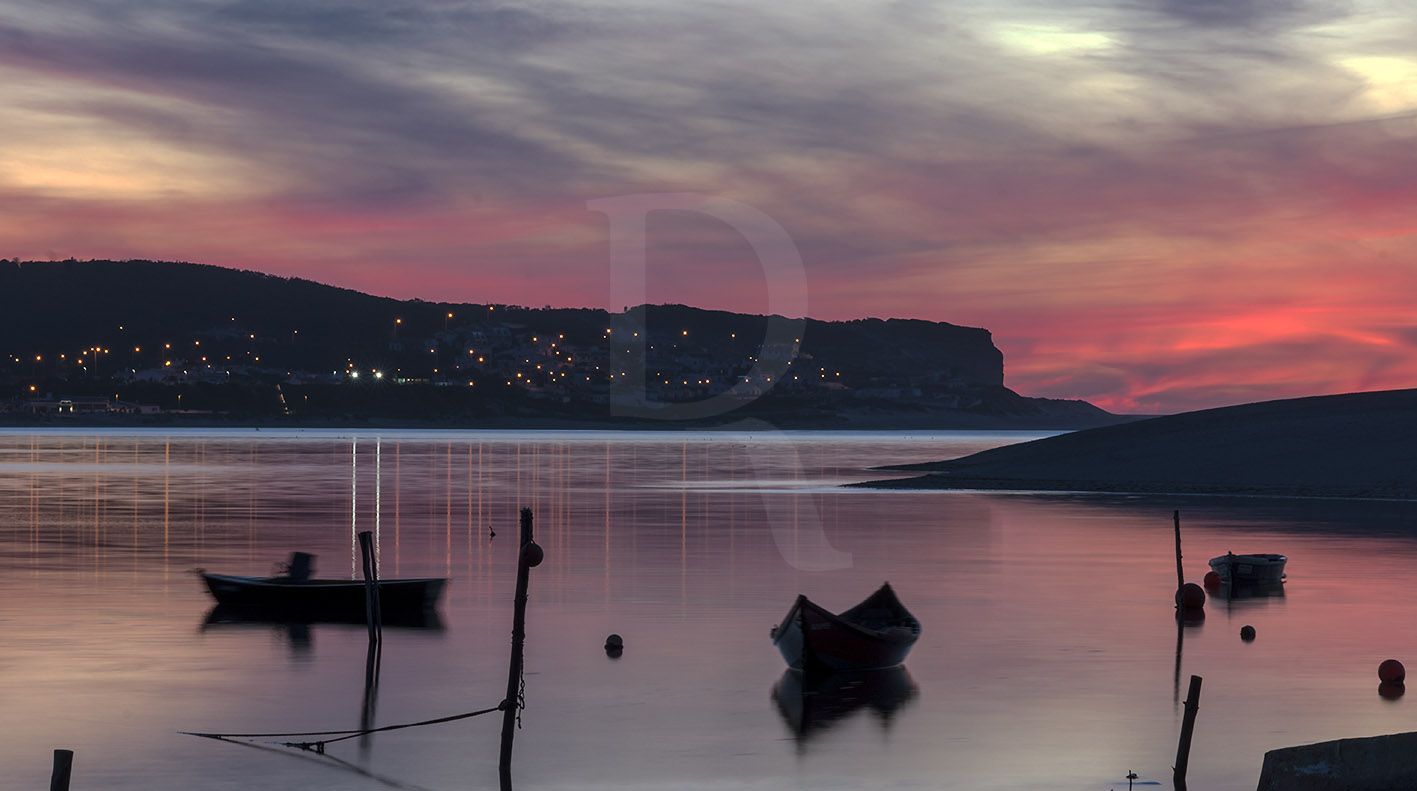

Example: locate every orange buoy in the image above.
[1379,659,1405,684]
[1175,582,1206,610]
[1203,571,1221,589]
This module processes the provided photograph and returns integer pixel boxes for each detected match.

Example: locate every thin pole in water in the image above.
[1173,674,1203,791]
[358,530,382,644]
[1173,510,1184,588]
[50,749,73,791]
[500,508,537,791]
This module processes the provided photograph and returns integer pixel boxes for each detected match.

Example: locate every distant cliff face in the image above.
[805,316,1004,388]
[620,305,1006,391]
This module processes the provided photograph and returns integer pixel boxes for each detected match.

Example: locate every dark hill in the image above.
[0,259,400,364]
[0,259,1113,427]
[864,389,1417,499]
[0,260,1007,380]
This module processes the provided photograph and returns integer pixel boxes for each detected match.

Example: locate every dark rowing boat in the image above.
[198,552,446,618]
[771,582,921,672]
[200,572,446,615]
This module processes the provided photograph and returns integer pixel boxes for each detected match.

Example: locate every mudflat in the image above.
[861,389,1417,499]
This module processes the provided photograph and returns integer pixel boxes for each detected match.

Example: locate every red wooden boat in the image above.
[771,582,921,672]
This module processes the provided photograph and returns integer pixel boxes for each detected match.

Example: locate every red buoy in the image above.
[1202,571,1221,589]
[1175,582,1206,610]
[522,541,544,567]
[1379,659,1405,684]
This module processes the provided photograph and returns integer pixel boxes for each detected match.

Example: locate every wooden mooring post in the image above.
[500,508,541,791]
[357,530,382,644]
[50,748,73,791]
[1173,510,1184,588]
[1174,674,1203,791]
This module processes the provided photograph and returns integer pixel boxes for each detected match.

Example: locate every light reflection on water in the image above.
[1,429,1416,790]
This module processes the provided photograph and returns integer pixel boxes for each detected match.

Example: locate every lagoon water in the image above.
[4,428,1417,790]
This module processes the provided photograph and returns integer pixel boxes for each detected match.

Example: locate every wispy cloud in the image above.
[0,0,1415,411]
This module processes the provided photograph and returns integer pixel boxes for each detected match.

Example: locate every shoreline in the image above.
[849,389,1417,503]
[0,412,1122,433]
[850,473,1417,501]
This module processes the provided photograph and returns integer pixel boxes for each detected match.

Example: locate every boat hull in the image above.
[772,584,920,672]
[201,573,446,618]
[1209,553,1287,583]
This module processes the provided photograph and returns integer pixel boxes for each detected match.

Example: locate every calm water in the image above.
[5,429,1417,791]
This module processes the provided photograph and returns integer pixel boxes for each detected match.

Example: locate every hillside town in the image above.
[9,313,997,418]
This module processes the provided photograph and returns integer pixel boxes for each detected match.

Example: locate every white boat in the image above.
[1209,552,1287,583]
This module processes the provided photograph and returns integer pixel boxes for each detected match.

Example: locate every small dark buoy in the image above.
[605,633,623,658]
[521,541,544,567]
[1175,582,1206,610]
[1240,625,1256,641]
[1380,681,1406,700]
[1379,658,1406,684]
[1203,571,1221,589]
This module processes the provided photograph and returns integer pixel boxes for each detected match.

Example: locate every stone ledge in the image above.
[1258,731,1417,790]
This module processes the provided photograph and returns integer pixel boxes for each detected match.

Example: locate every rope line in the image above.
[516,658,526,729]
[182,704,504,745]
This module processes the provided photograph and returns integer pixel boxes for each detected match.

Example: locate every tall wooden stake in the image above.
[50,749,73,791]
[1174,674,1203,791]
[1173,510,1184,588]
[358,530,382,645]
[500,508,535,791]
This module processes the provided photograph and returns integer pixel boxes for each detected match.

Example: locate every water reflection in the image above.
[0,430,998,598]
[200,605,446,632]
[771,667,919,745]
[361,638,381,755]
[11,431,1417,791]
[1218,580,1286,603]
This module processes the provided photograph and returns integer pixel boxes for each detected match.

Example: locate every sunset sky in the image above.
[3,0,1417,412]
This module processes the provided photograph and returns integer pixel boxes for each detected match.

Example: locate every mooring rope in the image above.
[182,703,504,753]
[515,655,526,729]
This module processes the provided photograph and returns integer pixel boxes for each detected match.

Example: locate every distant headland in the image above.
[860,388,1417,499]
[0,259,1120,430]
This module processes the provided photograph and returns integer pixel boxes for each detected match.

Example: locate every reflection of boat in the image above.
[772,666,918,741]
[202,604,445,631]
[1209,552,1287,584]
[771,583,920,671]
[1219,579,1286,602]
[199,553,446,618]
